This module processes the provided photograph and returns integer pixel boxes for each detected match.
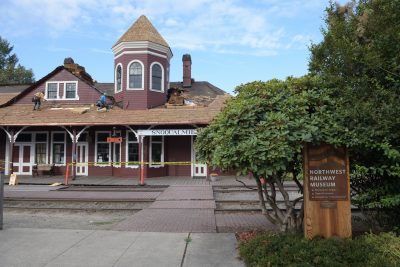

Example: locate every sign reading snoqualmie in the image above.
[308,162,348,201]
[138,129,197,136]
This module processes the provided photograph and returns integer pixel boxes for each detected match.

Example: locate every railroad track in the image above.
[4,198,153,212]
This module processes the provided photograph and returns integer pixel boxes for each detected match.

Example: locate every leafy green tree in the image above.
[309,0,400,231]
[0,36,34,85]
[196,76,337,232]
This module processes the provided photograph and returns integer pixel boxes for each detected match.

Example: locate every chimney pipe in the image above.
[182,54,192,88]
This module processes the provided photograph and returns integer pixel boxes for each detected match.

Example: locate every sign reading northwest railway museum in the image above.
[137,129,197,136]
[308,162,348,201]
[303,144,351,239]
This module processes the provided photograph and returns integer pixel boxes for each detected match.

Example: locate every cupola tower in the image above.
[112,15,173,109]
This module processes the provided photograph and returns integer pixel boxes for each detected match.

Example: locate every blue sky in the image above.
[0,0,346,94]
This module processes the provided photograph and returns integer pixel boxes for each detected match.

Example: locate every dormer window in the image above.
[65,83,77,99]
[45,81,79,100]
[47,83,58,99]
[128,60,143,90]
[150,62,164,92]
[115,64,122,93]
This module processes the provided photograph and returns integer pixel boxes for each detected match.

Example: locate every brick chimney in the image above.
[63,57,94,85]
[182,54,192,87]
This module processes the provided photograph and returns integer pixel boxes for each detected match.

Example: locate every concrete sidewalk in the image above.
[0,228,244,267]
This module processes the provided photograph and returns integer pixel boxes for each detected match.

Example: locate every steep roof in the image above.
[113,15,169,48]
[170,81,227,106]
[0,84,31,105]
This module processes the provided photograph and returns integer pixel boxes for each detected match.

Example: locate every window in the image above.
[35,133,48,164]
[151,63,163,91]
[128,61,143,89]
[52,132,65,165]
[95,132,111,165]
[150,136,164,167]
[45,81,79,100]
[115,65,122,92]
[15,133,32,142]
[65,83,77,99]
[35,144,47,164]
[126,132,139,167]
[47,83,58,99]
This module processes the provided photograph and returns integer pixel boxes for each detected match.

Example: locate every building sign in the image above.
[303,143,352,239]
[308,162,348,201]
[107,137,122,143]
[137,129,197,136]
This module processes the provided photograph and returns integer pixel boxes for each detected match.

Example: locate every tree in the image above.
[196,76,337,232]
[309,0,400,231]
[0,36,34,85]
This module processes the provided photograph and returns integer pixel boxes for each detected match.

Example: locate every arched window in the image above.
[115,65,122,92]
[129,62,142,89]
[151,63,163,91]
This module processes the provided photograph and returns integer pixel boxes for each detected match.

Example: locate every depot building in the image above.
[0,15,229,181]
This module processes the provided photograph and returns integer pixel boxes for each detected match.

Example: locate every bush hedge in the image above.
[239,232,399,267]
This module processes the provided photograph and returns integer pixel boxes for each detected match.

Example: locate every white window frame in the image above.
[45,82,59,100]
[95,131,111,166]
[149,136,164,168]
[125,131,139,168]
[45,81,79,100]
[166,66,170,91]
[127,60,144,90]
[115,63,123,93]
[149,62,164,92]
[64,81,78,100]
[51,131,66,166]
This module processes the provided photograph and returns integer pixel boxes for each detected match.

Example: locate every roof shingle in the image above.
[113,15,169,48]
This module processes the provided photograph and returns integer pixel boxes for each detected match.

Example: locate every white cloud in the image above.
[0,0,323,56]
[285,34,312,49]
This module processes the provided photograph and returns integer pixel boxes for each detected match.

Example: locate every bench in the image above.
[32,164,55,176]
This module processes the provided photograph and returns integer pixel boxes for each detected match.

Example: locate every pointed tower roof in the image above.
[113,15,169,48]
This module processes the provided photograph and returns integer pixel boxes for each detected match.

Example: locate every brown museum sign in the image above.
[308,161,348,201]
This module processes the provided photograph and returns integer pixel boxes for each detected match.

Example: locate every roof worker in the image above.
[96,93,109,111]
[32,91,46,111]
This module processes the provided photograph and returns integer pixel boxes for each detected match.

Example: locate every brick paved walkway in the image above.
[216,212,277,232]
[113,185,217,232]
[156,185,214,200]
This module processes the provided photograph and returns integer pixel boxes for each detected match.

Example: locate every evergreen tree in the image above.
[0,36,34,85]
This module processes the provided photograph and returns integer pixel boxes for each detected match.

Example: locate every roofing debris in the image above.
[0,95,230,126]
[63,58,95,86]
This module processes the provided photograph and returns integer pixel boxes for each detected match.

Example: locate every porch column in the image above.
[71,129,77,181]
[139,135,145,186]
[8,130,15,175]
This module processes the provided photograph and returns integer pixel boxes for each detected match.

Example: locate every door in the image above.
[76,143,88,176]
[13,144,33,175]
[191,136,207,177]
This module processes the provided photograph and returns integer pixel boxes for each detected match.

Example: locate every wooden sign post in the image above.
[303,143,352,239]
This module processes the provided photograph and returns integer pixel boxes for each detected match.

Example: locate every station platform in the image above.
[2,175,258,187]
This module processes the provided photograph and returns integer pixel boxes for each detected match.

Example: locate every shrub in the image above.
[239,232,399,267]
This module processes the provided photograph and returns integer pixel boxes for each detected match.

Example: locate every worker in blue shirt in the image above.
[97,93,109,111]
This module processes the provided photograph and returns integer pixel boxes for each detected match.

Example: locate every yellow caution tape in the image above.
[67,161,205,167]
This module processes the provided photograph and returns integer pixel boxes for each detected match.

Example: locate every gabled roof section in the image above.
[0,66,64,108]
[113,15,169,48]
[0,65,104,108]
